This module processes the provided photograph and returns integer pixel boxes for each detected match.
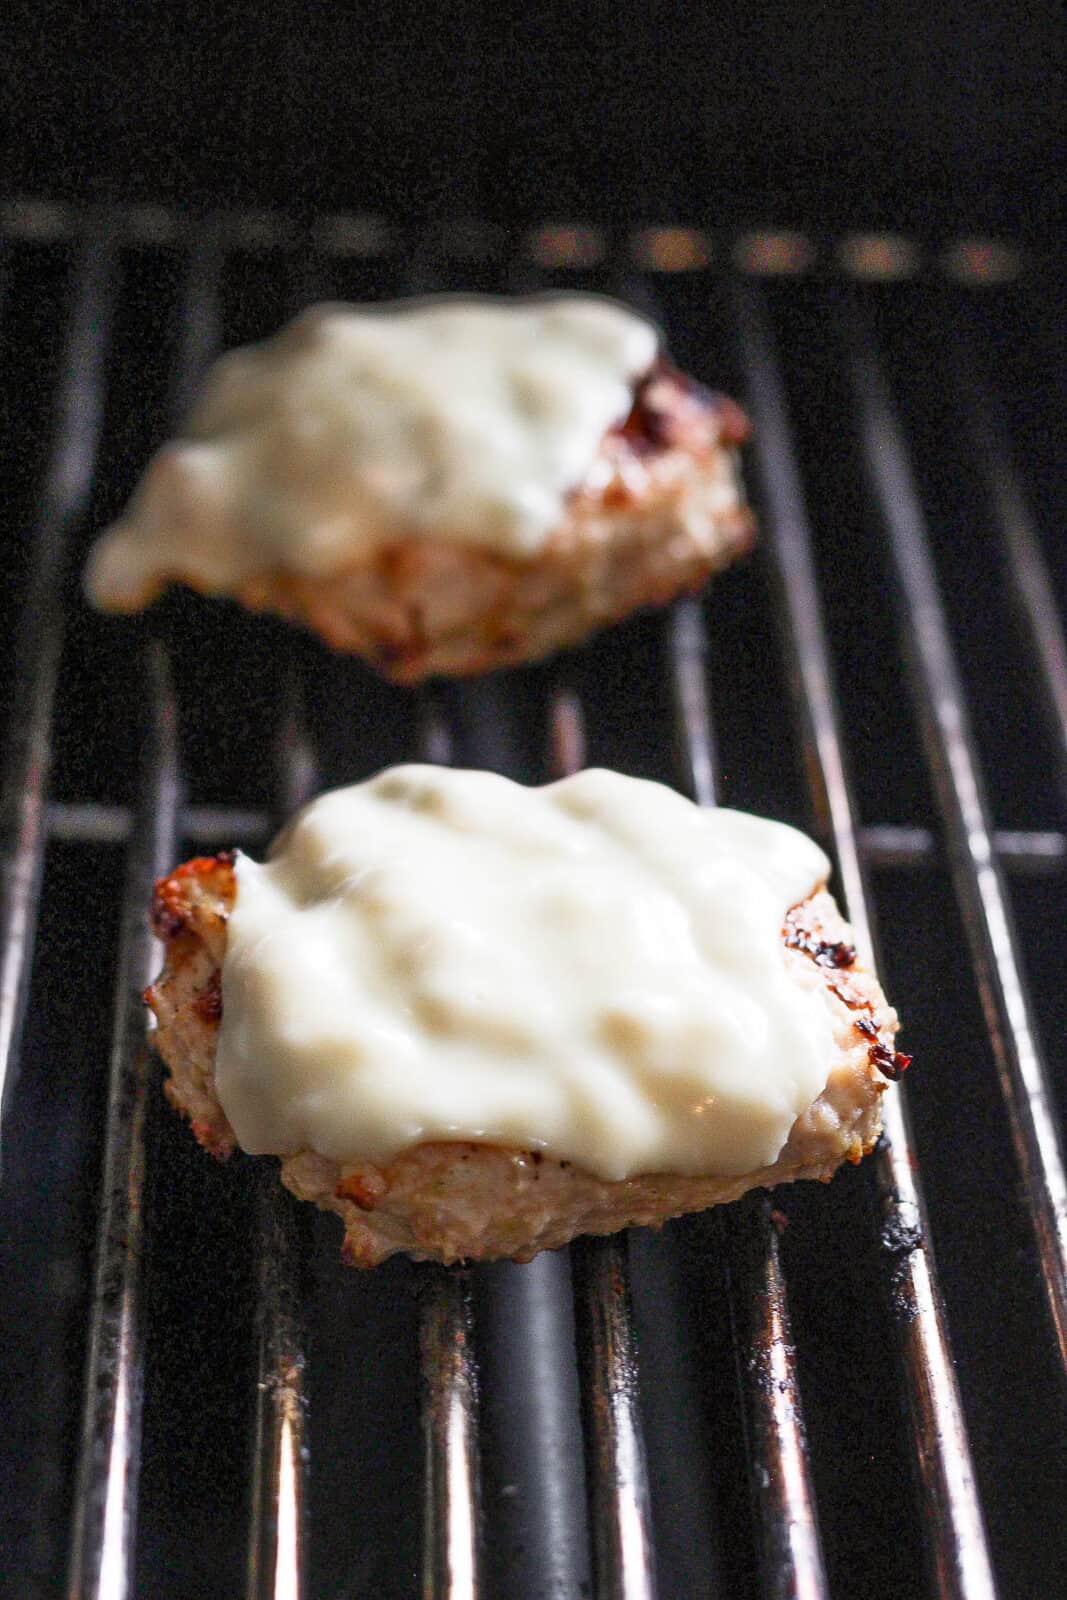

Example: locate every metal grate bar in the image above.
[246,671,314,1600]
[39,797,1067,873]
[950,320,1067,807]
[843,297,1067,1370]
[420,1266,481,1600]
[246,1160,309,1600]
[0,202,1040,290]
[406,229,491,1590]
[858,824,1067,872]
[668,600,829,1600]
[0,239,115,1136]
[66,643,181,1599]
[550,688,657,1600]
[733,278,997,1598]
[571,1230,658,1600]
[415,700,482,1599]
[45,800,272,848]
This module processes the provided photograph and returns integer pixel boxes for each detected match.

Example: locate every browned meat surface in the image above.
[146,852,903,1266]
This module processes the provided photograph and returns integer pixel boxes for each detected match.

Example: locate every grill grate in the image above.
[1,206,1064,1600]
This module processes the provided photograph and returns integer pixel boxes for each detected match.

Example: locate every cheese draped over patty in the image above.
[85,295,660,608]
[215,767,834,1182]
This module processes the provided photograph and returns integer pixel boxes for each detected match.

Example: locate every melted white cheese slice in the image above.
[86,295,660,608]
[215,767,834,1182]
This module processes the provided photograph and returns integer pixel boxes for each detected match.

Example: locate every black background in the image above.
[3,0,1064,239]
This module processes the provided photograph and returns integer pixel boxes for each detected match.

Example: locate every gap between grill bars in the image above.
[1,206,1063,1599]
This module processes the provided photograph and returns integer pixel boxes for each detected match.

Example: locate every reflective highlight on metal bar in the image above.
[0,240,114,1134]
[843,296,1067,1369]
[246,1164,309,1600]
[725,1204,829,1600]
[666,599,829,1600]
[419,1267,481,1600]
[571,1233,657,1600]
[67,642,181,1599]
[733,277,997,1598]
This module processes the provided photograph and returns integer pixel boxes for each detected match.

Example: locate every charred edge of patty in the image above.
[613,358,751,455]
[149,852,236,942]
[783,905,911,1082]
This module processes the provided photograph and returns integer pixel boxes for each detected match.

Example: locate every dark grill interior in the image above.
[1,204,1065,1600]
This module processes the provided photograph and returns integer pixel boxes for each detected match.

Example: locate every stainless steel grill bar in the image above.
[949,322,1067,807]
[247,672,315,1600]
[39,799,1067,872]
[0,203,1034,290]
[420,1267,481,1600]
[550,689,657,1600]
[571,1232,658,1600]
[66,641,181,1599]
[667,600,829,1600]
[842,297,1067,1369]
[857,824,1067,871]
[246,1162,309,1600]
[732,278,997,1598]
[45,801,273,848]
[0,238,115,1135]
[414,701,482,1600]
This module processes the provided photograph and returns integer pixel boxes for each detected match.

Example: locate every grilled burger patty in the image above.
[145,850,904,1266]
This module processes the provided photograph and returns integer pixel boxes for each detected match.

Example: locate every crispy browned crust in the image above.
[145,850,905,1266]
[106,366,755,683]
